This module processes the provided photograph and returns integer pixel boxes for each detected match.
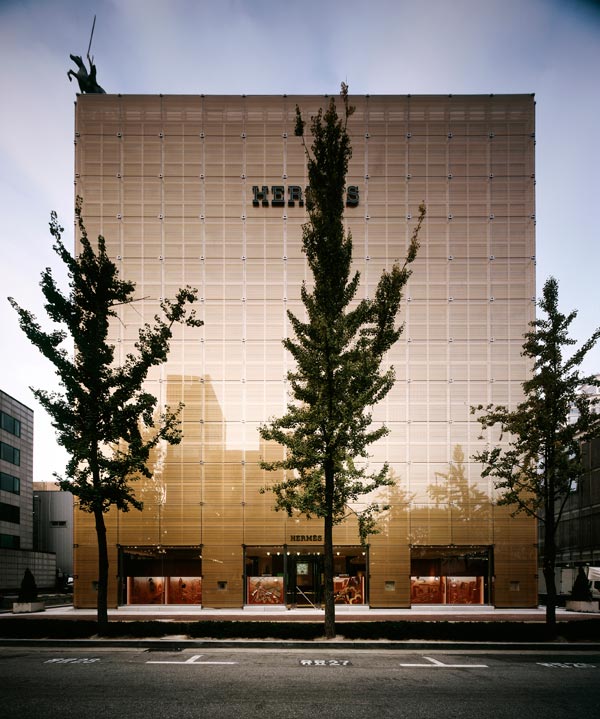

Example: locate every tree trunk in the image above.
[323,461,336,639]
[543,515,557,638]
[94,507,109,634]
[323,511,335,639]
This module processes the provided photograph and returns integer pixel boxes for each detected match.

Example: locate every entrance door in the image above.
[287,555,323,607]
[244,546,367,607]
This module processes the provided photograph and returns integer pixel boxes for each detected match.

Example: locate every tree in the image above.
[259,85,425,638]
[8,200,202,632]
[471,276,600,634]
[18,568,38,603]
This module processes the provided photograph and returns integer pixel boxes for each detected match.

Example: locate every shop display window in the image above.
[334,576,365,604]
[121,546,202,605]
[410,546,491,604]
[247,576,285,605]
[127,576,203,605]
[128,576,165,604]
[411,575,484,604]
[411,576,444,604]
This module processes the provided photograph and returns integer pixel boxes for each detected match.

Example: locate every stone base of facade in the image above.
[12,601,45,613]
[565,600,599,613]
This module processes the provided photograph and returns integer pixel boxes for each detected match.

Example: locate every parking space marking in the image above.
[537,662,596,669]
[146,654,237,665]
[399,656,488,668]
[44,658,101,664]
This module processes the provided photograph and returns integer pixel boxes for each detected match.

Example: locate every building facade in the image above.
[0,390,55,593]
[539,437,600,600]
[33,482,74,584]
[73,94,537,609]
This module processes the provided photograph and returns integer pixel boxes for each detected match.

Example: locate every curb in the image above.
[2,638,600,651]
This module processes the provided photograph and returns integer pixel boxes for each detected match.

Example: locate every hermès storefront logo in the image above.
[252,185,359,208]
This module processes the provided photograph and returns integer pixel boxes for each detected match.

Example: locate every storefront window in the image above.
[121,546,202,605]
[247,576,285,605]
[410,546,491,605]
[334,575,365,604]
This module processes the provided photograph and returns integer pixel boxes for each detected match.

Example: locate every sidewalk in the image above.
[3,604,600,651]
[3,603,599,623]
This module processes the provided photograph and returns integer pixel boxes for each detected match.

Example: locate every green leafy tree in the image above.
[472,277,600,633]
[8,200,202,631]
[259,85,425,638]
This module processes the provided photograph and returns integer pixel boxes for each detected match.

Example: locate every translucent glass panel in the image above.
[73,94,536,609]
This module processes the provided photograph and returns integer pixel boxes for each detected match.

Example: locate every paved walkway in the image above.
[3,604,599,623]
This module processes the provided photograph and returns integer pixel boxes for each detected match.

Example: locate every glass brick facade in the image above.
[73,94,537,608]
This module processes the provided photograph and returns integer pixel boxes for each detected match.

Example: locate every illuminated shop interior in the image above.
[245,545,367,606]
[410,546,491,604]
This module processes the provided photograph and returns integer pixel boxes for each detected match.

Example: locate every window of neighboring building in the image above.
[0,411,21,438]
[0,471,20,494]
[50,520,67,527]
[0,441,20,466]
[0,533,20,549]
[0,502,20,524]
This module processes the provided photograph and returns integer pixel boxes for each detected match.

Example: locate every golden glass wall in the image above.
[73,94,536,608]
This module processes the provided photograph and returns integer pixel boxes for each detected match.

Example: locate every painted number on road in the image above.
[537,662,596,669]
[300,659,352,666]
[44,658,101,664]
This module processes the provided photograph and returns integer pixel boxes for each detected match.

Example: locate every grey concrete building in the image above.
[0,390,56,594]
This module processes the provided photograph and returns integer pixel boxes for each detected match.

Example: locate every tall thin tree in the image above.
[472,276,600,634]
[8,200,202,631]
[260,85,425,638]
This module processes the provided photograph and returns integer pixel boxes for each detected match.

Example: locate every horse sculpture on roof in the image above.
[67,15,106,94]
[67,53,106,94]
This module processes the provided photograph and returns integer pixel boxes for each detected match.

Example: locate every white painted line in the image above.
[44,658,101,664]
[146,654,238,665]
[399,656,488,668]
[537,662,596,669]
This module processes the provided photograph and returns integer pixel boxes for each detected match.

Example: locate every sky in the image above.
[0,0,599,482]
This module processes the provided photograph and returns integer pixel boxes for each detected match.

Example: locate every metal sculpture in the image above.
[67,16,106,94]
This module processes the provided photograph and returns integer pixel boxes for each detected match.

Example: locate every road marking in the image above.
[146,654,237,665]
[537,662,596,669]
[399,656,488,668]
[300,659,352,666]
[44,658,101,664]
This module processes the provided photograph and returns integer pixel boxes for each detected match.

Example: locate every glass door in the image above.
[287,555,323,607]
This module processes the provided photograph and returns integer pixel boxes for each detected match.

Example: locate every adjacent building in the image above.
[537,378,600,600]
[72,93,537,609]
[0,390,56,593]
[33,482,74,585]
[552,437,600,597]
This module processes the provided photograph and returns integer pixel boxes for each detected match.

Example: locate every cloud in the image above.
[1,0,600,480]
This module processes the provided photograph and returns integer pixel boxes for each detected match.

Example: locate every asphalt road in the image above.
[2,647,599,719]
